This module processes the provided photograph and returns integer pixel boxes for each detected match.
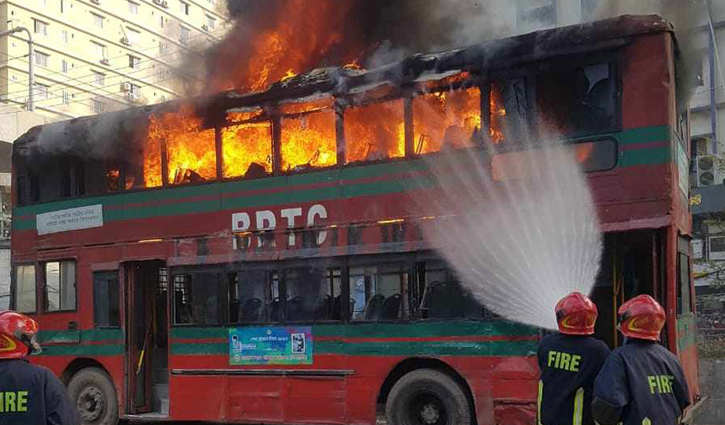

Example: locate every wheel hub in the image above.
[420,403,441,425]
[77,386,105,422]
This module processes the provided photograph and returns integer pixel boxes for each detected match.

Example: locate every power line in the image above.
[2,25,228,99]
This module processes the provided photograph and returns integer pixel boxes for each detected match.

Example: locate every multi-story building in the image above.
[0,0,230,306]
[0,0,230,121]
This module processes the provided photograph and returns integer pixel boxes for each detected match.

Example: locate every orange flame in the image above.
[281,110,337,171]
[345,99,405,163]
[414,87,481,154]
[146,105,216,186]
[490,83,507,144]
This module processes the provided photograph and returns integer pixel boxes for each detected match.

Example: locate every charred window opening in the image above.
[345,99,405,163]
[148,105,217,186]
[413,86,481,154]
[223,110,273,179]
[280,109,337,172]
[490,78,530,145]
[349,264,408,321]
[229,269,281,324]
[537,63,616,136]
[172,271,223,325]
[285,267,341,322]
[417,261,493,319]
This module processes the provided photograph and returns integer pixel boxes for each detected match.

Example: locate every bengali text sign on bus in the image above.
[229,326,313,365]
[36,204,103,235]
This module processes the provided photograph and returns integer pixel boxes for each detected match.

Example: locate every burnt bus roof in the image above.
[14,14,673,150]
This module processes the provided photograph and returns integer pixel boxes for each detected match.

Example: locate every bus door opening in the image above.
[590,230,658,349]
[126,261,169,416]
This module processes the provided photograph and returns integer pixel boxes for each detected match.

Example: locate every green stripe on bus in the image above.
[38,344,124,357]
[38,329,123,343]
[620,147,670,167]
[170,322,537,340]
[169,339,536,357]
[12,125,672,230]
[615,125,669,146]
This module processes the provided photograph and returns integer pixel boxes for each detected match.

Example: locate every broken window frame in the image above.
[276,99,339,174]
[340,92,408,166]
[220,110,274,181]
[409,74,483,156]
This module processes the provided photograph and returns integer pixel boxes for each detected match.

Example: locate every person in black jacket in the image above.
[538,292,610,425]
[592,295,690,425]
[0,310,78,425]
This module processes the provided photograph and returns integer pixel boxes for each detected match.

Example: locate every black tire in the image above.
[67,367,119,425]
[386,369,471,425]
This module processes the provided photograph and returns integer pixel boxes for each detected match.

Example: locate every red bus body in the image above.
[10,15,700,425]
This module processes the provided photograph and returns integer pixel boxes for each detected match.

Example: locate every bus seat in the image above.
[241,298,262,323]
[268,299,281,322]
[174,291,192,324]
[382,294,402,319]
[428,282,464,318]
[332,295,343,320]
[364,294,385,320]
[313,295,332,320]
[349,298,356,320]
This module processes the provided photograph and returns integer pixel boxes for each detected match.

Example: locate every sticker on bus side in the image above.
[36,204,103,235]
[229,326,313,365]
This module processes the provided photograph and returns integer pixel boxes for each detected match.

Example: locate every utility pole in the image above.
[0,27,34,111]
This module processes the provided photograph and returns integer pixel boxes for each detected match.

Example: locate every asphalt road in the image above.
[692,358,725,425]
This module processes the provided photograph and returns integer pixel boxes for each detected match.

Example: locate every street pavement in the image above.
[692,358,725,425]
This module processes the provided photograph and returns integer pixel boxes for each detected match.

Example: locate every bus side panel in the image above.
[622,34,671,131]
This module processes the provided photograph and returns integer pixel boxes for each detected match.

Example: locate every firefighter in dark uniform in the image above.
[537,292,610,425]
[592,295,690,425]
[0,311,78,425]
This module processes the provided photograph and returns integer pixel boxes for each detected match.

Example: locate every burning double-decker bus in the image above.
[10,15,699,425]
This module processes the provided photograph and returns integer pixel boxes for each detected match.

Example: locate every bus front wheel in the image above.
[386,369,471,425]
[67,367,119,425]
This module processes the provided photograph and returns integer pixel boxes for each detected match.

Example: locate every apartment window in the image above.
[205,15,216,30]
[62,59,68,73]
[35,83,49,100]
[61,30,69,44]
[93,71,105,86]
[91,41,107,59]
[179,26,190,44]
[91,12,104,28]
[93,99,106,114]
[128,0,139,14]
[62,90,70,105]
[160,16,165,28]
[33,19,48,36]
[130,83,141,100]
[44,261,76,312]
[34,51,49,67]
[159,42,169,54]
[180,1,190,15]
[14,265,36,313]
[128,55,141,69]
[127,28,141,45]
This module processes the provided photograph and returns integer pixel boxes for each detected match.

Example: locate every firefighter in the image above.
[537,291,610,425]
[0,311,78,425]
[592,295,690,425]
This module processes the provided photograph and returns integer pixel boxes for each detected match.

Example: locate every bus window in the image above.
[93,272,120,328]
[537,63,616,136]
[229,269,280,324]
[413,87,481,154]
[677,252,692,316]
[418,262,490,319]
[172,271,223,325]
[222,121,273,179]
[281,110,337,172]
[490,78,530,144]
[284,267,341,322]
[345,99,405,163]
[350,264,408,321]
[13,265,36,313]
[44,261,76,312]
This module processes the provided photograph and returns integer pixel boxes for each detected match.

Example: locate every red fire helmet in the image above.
[0,311,42,359]
[555,292,598,335]
[618,294,666,341]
